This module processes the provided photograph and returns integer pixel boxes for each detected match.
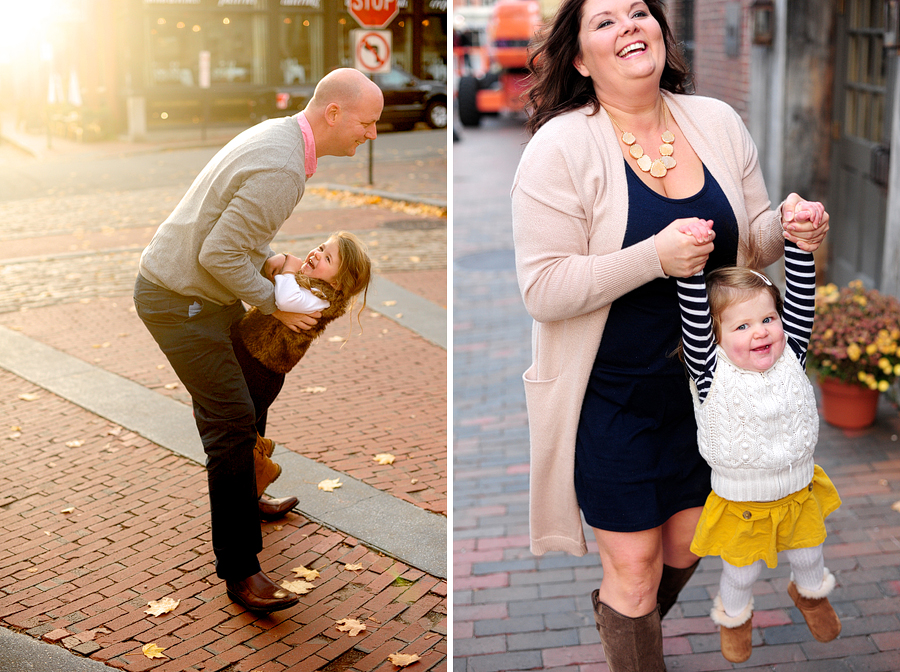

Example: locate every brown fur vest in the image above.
[236,277,350,374]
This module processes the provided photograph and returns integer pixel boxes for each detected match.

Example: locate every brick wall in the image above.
[667,0,752,123]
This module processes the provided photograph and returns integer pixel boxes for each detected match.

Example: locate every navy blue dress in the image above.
[574,162,739,532]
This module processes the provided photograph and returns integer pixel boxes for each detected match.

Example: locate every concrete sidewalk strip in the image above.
[368,276,447,350]
[0,324,445,580]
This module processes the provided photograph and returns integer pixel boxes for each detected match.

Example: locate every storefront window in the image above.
[278,13,324,84]
[147,11,265,87]
[422,4,447,81]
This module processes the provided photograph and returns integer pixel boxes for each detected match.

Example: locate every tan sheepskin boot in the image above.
[710,595,753,663]
[787,569,841,642]
[590,590,666,672]
[254,436,281,498]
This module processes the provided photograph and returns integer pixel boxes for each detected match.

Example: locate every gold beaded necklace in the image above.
[604,99,676,178]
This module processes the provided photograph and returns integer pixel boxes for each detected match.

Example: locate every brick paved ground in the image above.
[453,118,900,672]
[0,370,446,672]
[0,123,447,669]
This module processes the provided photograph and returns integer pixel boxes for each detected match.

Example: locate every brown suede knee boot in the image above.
[256,433,276,458]
[710,595,753,663]
[787,569,841,642]
[657,559,700,618]
[254,435,281,498]
[591,590,666,672]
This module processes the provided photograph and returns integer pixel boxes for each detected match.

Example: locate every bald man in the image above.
[134,69,383,613]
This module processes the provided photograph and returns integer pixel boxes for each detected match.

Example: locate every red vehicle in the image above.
[455,0,541,127]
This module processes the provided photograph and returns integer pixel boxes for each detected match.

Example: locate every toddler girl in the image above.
[233,231,371,497]
[676,219,841,663]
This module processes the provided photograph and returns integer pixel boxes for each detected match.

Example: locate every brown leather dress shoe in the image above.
[226,571,299,613]
[258,495,299,521]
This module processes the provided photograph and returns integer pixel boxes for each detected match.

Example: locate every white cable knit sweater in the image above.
[692,347,818,502]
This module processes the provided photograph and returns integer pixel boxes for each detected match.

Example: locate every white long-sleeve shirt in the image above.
[273,274,330,313]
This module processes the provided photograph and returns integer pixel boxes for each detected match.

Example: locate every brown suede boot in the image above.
[657,559,700,618]
[787,569,841,642]
[254,439,281,498]
[591,590,666,672]
[256,433,276,458]
[710,595,753,663]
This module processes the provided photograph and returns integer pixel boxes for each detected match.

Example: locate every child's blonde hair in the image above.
[706,267,784,343]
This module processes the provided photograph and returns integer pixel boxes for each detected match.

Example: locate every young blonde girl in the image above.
[676,219,841,664]
[232,231,371,498]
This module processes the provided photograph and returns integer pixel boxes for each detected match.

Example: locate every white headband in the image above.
[749,269,772,286]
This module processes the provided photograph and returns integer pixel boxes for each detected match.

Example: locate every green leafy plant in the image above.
[808,280,900,391]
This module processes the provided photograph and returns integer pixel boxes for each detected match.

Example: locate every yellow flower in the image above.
[894,363,900,376]
[854,295,868,307]
[823,328,834,340]
[866,343,878,355]
[847,343,862,361]
[879,380,890,392]
[858,371,868,382]
[880,358,892,372]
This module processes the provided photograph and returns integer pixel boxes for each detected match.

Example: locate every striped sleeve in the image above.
[782,239,816,368]
[676,272,717,402]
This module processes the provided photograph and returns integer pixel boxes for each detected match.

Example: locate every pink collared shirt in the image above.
[297,112,317,179]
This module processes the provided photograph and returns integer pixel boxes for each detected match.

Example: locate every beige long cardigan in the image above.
[511,93,785,557]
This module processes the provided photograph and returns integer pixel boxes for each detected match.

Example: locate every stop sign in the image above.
[348,0,399,29]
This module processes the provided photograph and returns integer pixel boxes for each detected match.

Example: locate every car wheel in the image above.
[425,99,448,129]
[458,76,481,128]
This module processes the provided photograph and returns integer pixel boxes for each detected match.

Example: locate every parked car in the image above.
[266,67,447,131]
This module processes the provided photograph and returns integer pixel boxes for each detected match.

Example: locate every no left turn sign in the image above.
[353,30,392,74]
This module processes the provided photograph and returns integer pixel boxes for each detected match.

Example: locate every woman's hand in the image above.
[781,193,829,252]
[655,218,716,277]
[273,309,320,332]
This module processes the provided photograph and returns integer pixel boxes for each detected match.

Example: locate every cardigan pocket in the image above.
[525,319,567,383]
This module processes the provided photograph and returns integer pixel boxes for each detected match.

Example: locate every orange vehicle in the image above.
[456,0,542,127]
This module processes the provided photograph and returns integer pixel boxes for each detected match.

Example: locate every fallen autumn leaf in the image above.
[291,565,320,581]
[373,453,395,465]
[318,478,342,492]
[281,579,315,594]
[335,618,366,636]
[141,643,167,659]
[18,393,40,401]
[145,597,180,616]
[344,563,364,571]
[388,652,421,667]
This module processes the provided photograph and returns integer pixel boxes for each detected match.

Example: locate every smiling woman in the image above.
[511,0,830,670]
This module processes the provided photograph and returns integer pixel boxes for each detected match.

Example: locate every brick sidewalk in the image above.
[0,370,446,672]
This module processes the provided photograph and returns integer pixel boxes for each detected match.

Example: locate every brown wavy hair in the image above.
[525,0,693,135]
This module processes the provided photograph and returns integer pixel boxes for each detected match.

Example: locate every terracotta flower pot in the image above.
[818,377,880,429]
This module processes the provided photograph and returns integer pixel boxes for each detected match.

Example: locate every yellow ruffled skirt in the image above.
[690,465,841,568]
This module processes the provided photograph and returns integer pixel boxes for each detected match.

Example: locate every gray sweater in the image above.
[139,114,307,315]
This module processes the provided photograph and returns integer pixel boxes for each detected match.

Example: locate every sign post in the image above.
[347,0,398,186]
[199,50,211,141]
